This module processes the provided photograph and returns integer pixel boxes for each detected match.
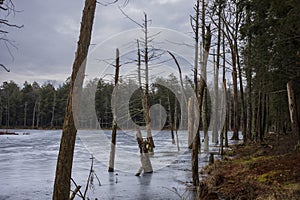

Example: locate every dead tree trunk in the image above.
[202,24,211,153]
[174,99,180,151]
[135,127,153,176]
[212,49,219,144]
[108,48,120,172]
[287,80,300,148]
[143,14,155,153]
[52,0,96,199]
[188,97,194,149]
[191,0,201,187]
[167,91,175,144]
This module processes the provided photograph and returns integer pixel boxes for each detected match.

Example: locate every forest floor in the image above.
[200,132,300,200]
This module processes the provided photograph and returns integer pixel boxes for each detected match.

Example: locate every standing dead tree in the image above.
[216,0,246,141]
[108,48,120,172]
[120,9,160,153]
[52,0,97,199]
[190,0,201,187]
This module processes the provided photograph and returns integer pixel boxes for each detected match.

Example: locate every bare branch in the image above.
[0,64,10,72]
[119,6,143,28]
[0,19,24,29]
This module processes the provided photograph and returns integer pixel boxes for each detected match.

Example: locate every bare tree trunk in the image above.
[53,0,96,199]
[32,100,36,128]
[201,41,209,154]
[202,24,211,152]
[236,47,246,142]
[256,90,262,142]
[202,88,209,152]
[143,14,155,153]
[136,127,153,176]
[230,47,239,140]
[188,97,194,149]
[192,78,206,187]
[221,22,229,147]
[287,81,300,148]
[191,0,200,187]
[212,49,219,144]
[167,91,175,144]
[168,51,187,130]
[108,48,120,172]
[246,65,252,141]
[174,99,180,151]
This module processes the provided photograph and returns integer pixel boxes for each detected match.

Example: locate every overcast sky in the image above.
[0,0,197,87]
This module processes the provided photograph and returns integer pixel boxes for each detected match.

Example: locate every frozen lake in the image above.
[0,129,235,199]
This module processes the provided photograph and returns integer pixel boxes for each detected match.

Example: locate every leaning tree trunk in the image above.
[108,48,120,172]
[287,80,300,148]
[53,0,96,199]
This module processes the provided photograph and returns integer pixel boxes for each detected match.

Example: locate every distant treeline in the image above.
[0,74,199,130]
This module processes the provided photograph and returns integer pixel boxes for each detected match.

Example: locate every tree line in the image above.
[0,75,205,130]
[0,80,69,128]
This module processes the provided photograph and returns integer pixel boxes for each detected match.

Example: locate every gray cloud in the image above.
[0,0,193,86]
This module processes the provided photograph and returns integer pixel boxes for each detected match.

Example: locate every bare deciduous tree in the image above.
[0,0,23,72]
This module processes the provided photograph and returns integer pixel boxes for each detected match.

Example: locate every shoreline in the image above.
[198,133,300,199]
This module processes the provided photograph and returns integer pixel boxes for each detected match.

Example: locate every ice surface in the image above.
[0,129,236,199]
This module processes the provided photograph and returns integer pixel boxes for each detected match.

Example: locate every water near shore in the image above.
[0,129,234,200]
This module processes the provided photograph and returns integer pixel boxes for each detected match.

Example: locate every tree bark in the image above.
[202,24,211,152]
[192,78,206,186]
[231,47,239,140]
[191,0,201,187]
[143,14,155,152]
[108,48,120,172]
[212,49,219,144]
[188,97,194,149]
[167,91,175,144]
[174,99,180,151]
[52,0,96,199]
